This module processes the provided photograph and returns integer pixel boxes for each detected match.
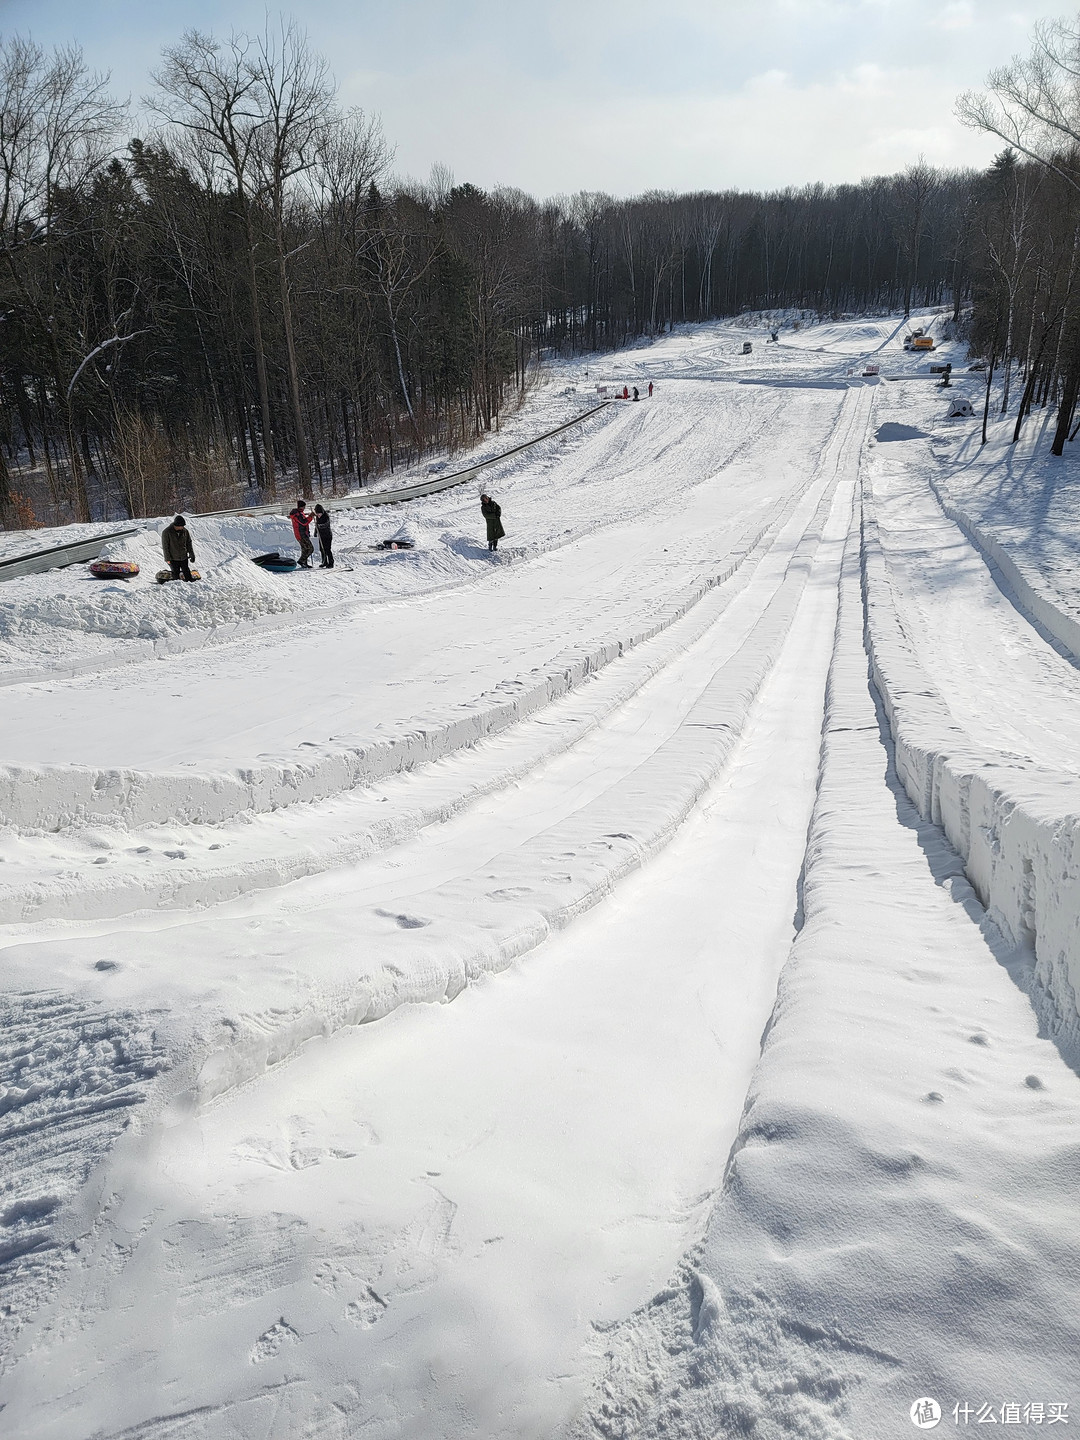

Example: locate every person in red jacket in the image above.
[289,500,314,568]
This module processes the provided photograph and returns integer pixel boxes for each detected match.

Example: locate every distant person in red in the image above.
[622,385,629,399]
[648,381,653,397]
[289,499,314,568]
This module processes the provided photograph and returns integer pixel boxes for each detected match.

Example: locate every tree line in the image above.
[1,17,1077,529]
[959,13,1080,456]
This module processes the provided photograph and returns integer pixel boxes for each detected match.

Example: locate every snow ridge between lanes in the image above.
[861,478,1080,1065]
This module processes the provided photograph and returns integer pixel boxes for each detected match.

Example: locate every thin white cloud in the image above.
[4,0,1047,194]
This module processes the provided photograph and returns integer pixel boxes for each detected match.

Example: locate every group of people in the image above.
[161,491,505,575]
[289,501,335,568]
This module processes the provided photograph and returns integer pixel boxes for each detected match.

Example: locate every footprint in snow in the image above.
[250,1318,298,1363]
[345,1288,389,1328]
[375,908,429,930]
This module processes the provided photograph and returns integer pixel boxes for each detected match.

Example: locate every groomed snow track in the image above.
[2,318,1079,1440]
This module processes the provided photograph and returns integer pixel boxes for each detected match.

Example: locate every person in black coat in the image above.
[480,494,505,552]
[313,504,334,568]
[161,515,195,581]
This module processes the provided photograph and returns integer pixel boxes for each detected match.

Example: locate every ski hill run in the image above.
[1,312,1078,1440]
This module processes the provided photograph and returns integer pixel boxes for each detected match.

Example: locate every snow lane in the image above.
[573,511,1080,1440]
[22,313,1065,1440]
[0,373,868,1397]
[0,405,866,1440]
[0,389,850,921]
[0,392,871,1007]
[867,381,1080,771]
[0,382,824,774]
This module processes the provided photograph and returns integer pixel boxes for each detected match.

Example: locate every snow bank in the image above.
[862,479,1080,1064]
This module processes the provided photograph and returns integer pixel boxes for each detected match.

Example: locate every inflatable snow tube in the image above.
[89,560,140,579]
[155,568,202,583]
[253,553,298,573]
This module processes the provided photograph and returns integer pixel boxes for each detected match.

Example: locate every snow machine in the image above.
[742,341,753,354]
[947,397,975,418]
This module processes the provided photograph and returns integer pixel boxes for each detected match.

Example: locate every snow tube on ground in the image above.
[89,560,140,579]
[155,568,202,583]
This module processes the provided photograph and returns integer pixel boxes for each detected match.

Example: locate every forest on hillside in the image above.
[2,17,1080,527]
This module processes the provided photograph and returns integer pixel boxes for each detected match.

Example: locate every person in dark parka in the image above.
[480,493,505,552]
[313,504,334,568]
[162,515,195,581]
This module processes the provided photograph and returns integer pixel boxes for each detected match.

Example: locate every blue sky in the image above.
[0,0,1047,195]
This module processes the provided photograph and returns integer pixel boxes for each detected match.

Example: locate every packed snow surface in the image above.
[1,313,1078,1440]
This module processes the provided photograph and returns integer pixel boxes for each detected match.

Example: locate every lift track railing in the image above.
[0,402,609,583]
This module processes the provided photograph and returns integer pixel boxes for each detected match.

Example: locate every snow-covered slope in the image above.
[1,313,1078,1440]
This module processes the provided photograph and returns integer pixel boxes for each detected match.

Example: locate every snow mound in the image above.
[0,551,295,645]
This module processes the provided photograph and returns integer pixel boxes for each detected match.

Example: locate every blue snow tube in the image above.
[252,552,298,573]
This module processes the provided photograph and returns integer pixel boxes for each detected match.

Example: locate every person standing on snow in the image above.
[313,504,334,568]
[648,381,653,397]
[633,386,639,401]
[480,493,505,552]
[161,514,196,581]
[289,499,315,568]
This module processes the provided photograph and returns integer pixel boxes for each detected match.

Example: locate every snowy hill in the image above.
[1,313,1078,1440]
